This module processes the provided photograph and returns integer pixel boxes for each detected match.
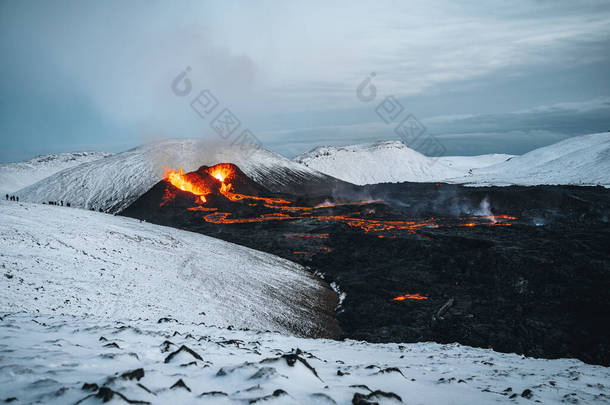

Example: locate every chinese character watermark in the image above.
[171,67,262,157]
[357,73,445,165]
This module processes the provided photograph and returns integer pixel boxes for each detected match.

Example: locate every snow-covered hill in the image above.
[294,134,610,187]
[16,139,331,213]
[0,151,111,194]
[2,313,609,404]
[294,141,512,185]
[0,201,337,336]
[451,132,610,186]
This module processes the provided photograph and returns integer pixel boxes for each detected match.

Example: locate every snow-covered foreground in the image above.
[0,151,111,194]
[0,201,337,336]
[1,202,609,404]
[1,313,609,405]
[16,139,328,213]
[294,141,512,185]
[451,132,610,187]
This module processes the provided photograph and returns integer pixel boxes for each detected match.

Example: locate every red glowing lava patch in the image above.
[392,293,428,301]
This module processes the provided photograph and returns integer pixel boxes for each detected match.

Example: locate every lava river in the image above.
[162,163,515,236]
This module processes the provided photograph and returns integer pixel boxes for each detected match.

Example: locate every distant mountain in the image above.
[294,140,512,185]
[0,151,111,194]
[450,132,610,187]
[17,139,338,213]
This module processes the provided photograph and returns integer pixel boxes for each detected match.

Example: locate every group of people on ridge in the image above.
[47,200,71,207]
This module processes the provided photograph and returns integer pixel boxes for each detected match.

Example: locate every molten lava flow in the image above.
[164,164,516,236]
[393,293,428,301]
[204,212,301,224]
[164,167,210,203]
[207,163,235,183]
[205,163,292,204]
[187,206,217,212]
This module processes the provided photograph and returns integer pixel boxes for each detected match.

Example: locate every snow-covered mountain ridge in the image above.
[295,140,513,185]
[0,200,338,336]
[295,133,610,187]
[451,132,610,186]
[0,151,111,194]
[16,139,331,213]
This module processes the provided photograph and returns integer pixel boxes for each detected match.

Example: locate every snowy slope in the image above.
[2,313,609,404]
[0,201,337,336]
[451,132,610,186]
[16,139,329,213]
[0,151,111,194]
[294,141,512,185]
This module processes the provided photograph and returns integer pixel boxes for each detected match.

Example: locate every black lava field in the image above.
[121,163,610,366]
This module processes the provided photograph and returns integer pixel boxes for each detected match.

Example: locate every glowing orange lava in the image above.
[205,164,292,204]
[204,212,300,224]
[164,164,516,235]
[393,293,428,301]
[207,163,234,183]
[164,167,209,203]
[187,206,218,212]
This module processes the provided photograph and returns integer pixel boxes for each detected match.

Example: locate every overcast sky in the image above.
[1,0,609,161]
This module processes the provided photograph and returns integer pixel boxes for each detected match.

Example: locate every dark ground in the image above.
[121,167,610,366]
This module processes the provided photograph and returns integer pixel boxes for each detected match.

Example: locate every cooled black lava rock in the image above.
[121,168,610,366]
[170,379,191,392]
[120,368,144,381]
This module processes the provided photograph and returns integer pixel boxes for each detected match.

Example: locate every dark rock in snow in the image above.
[522,388,534,399]
[352,390,403,404]
[103,342,120,349]
[81,382,99,391]
[378,367,405,377]
[349,384,373,392]
[159,340,175,353]
[170,379,191,392]
[164,345,203,363]
[249,389,289,403]
[260,352,323,381]
[120,368,144,381]
[199,391,228,397]
[310,392,338,404]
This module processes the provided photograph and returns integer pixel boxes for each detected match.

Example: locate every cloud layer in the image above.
[1,0,609,161]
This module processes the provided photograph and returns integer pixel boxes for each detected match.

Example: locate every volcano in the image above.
[124,163,515,232]
[123,163,298,222]
[121,163,610,366]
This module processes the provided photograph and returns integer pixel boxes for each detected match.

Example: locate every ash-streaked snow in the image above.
[1,313,609,404]
[0,201,337,336]
[0,151,111,194]
[16,139,329,213]
[294,141,513,185]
